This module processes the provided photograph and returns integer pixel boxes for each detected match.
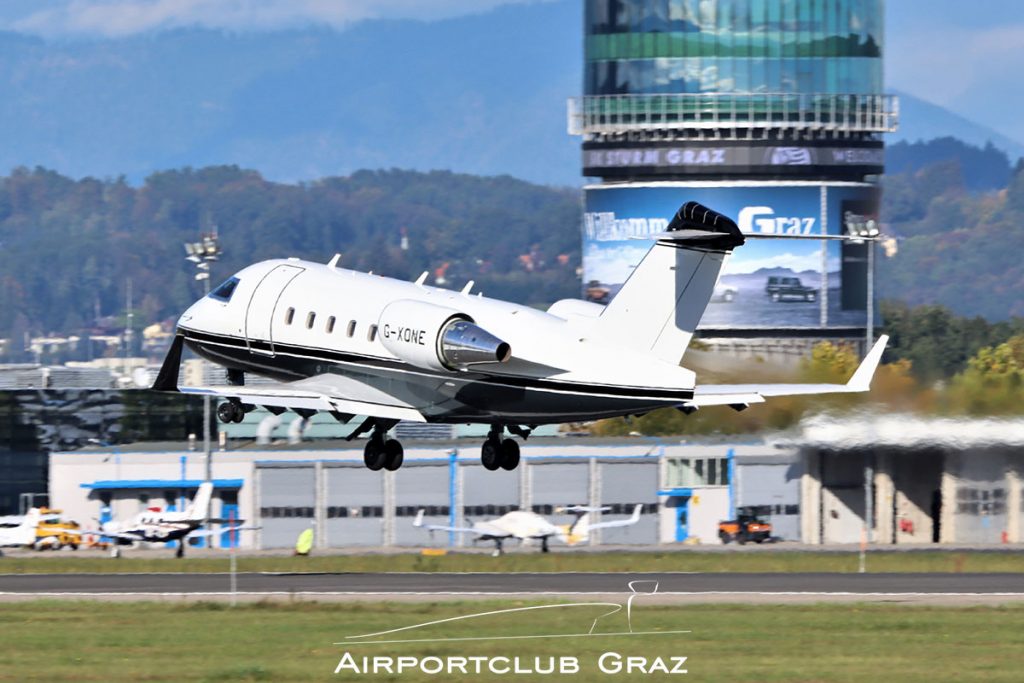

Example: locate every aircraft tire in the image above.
[499,439,520,471]
[217,402,239,424]
[481,440,501,471]
[364,439,387,471]
[383,439,404,471]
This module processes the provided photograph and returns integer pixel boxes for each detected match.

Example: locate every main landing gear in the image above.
[216,401,253,424]
[353,419,403,472]
[363,431,404,472]
[480,425,521,472]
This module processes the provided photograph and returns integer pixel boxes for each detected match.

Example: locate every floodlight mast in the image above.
[844,220,881,353]
[183,230,223,534]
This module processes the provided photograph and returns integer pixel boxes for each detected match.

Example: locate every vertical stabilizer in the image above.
[186,482,214,521]
[594,202,744,365]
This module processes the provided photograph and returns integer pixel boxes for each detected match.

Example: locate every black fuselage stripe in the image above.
[179,327,694,401]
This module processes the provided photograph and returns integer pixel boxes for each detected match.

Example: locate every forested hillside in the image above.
[0,167,580,356]
[878,144,1024,321]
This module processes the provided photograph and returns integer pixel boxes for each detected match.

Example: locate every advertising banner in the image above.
[582,183,879,329]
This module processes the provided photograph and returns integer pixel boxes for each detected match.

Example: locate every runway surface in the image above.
[2,572,1023,604]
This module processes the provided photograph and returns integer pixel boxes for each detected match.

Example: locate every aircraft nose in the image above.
[177,299,203,328]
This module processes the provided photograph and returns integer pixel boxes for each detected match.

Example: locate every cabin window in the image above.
[347,320,356,337]
[326,316,336,334]
[284,307,295,325]
[306,311,316,329]
[209,277,240,302]
[368,324,378,342]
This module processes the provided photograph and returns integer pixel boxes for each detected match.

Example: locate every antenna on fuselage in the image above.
[460,280,475,295]
[414,271,428,286]
[327,253,341,268]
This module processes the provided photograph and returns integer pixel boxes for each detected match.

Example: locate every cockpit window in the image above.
[209,277,239,302]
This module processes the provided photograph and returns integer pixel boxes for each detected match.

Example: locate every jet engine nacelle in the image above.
[378,300,511,372]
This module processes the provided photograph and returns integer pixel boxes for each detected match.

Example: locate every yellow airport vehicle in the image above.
[34,509,81,551]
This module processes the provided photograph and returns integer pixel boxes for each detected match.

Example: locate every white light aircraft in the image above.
[413,504,643,556]
[73,483,249,558]
[0,508,41,551]
[155,201,887,472]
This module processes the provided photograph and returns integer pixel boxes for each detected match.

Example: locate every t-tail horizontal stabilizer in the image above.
[596,202,745,365]
[685,335,889,410]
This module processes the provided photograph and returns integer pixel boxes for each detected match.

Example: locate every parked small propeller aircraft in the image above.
[0,508,41,551]
[155,201,887,473]
[72,482,251,558]
[414,504,644,556]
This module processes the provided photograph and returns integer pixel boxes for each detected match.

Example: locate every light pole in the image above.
[184,231,223,506]
[844,216,880,353]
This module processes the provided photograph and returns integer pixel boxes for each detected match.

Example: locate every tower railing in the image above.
[568,93,899,136]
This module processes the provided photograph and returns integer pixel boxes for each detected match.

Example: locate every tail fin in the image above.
[594,202,744,365]
[186,482,214,521]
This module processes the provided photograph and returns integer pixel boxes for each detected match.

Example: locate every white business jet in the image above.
[413,504,643,556]
[0,508,41,551]
[155,201,887,472]
[73,482,246,558]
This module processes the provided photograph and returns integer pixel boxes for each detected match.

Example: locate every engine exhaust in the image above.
[439,319,511,368]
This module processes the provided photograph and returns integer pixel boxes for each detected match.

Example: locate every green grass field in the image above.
[1,601,1023,682]
[2,550,1023,574]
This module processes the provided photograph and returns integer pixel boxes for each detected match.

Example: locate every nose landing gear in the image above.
[481,425,521,471]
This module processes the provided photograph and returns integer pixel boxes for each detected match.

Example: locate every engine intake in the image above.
[378,300,511,372]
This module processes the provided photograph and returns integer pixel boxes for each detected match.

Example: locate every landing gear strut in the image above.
[362,421,403,472]
[481,426,520,471]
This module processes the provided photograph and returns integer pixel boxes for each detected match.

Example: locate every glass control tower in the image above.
[571,0,898,347]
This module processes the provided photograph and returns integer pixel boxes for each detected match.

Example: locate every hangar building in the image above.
[49,438,799,550]
[793,416,1024,544]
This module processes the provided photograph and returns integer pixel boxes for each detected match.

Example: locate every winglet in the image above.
[847,335,889,392]
[413,509,425,528]
[628,503,643,524]
[152,334,184,392]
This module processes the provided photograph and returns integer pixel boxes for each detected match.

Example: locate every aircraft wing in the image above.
[155,335,426,422]
[684,335,888,409]
[584,504,644,531]
[412,510,509,538]
[179,374,427,423]
[63,528,141,541]
[186,525,260,539]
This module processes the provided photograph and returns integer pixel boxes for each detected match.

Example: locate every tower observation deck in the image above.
[571,1,898,347]
[571,0,898,181]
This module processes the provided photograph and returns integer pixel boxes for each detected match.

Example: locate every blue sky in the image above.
[0,0,1020,143]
